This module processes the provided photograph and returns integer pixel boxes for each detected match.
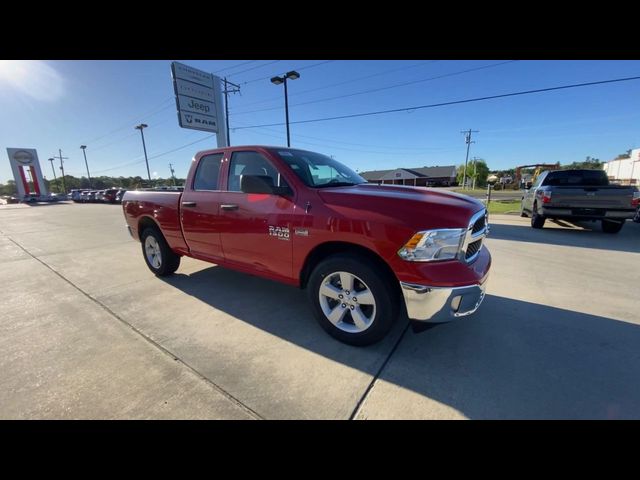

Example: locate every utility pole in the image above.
[48,158,58,192]
[80,145,93,189]
[169,163,176,186]
[461,129,478,190]
[472,156,478,190]
[55,149,69,194]
[223,78,241,146]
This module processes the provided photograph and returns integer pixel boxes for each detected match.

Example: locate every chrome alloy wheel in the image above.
[318,271,377,333]
[144,235,162,269]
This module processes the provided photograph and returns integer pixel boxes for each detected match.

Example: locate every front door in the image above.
[218,150,295,283]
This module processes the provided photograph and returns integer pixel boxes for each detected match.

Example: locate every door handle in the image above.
[221,204,239,211]
[182,201,197,207]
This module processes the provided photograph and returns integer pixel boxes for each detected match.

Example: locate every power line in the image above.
[147,134,214,160]
[232,74,640,130]
[226,60,282,78]
[82,97,174,145]
[236,124,460,156]
[87,134,213,175]
[231,61,517,116]
[231,119,455,152]
[213,60,258,74]
[231,60,437,109]
[238,60,335,85]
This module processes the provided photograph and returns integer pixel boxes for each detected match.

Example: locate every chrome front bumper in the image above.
[400,276,488,323]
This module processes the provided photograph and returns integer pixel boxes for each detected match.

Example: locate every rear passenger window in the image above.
[193,153,223,190]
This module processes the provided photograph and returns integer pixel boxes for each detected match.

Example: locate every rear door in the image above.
[218,150,295,282]
[180,152,225,261]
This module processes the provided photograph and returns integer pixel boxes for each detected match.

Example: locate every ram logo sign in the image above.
[171,61,222,134]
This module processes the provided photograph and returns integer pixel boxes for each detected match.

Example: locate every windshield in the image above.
[274,149,367,188]
[543,169,609,187]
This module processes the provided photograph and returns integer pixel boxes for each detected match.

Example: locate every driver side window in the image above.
[227,151,286,192]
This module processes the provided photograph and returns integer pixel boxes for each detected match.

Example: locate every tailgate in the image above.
[548,187,634,210]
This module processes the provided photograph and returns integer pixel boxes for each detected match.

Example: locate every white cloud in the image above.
[0,60,65,102]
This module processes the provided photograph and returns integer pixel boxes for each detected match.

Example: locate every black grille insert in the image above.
[465,239,482,260]
[472,213,486,234]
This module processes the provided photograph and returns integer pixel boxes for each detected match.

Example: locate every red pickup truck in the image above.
[122,146,491,345]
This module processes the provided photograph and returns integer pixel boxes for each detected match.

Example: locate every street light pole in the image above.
[135,123,151,182]
[48,158,58,192]
[271,71,300,147]
[283,76,291,147]
[80,145,93,189]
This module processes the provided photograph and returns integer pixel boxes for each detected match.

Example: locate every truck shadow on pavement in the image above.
[379,293,640,419]
[488,221,639,253]
[161,267,640,419]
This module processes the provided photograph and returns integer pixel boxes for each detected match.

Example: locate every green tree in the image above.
[457,160,490,187]
[470,159,490,187]
[561,156,603,170]
[614,150,632,160]
[0,180,17,196]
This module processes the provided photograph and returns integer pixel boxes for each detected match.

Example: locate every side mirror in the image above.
[240,175,292,196]
[525,181,533,189]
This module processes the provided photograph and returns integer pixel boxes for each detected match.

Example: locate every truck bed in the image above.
[122,190,189,254]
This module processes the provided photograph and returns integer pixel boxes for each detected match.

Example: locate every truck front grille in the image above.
[462,209,488,263]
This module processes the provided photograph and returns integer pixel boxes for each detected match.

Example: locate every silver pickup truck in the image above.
[520,169,640,233]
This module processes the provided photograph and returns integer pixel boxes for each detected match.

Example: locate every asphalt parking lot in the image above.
[1,202,639,419]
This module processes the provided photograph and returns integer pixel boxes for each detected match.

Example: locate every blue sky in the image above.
[1,60,639,183]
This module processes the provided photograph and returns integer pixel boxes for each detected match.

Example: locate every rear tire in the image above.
[307,254,398,346]
[602,220,624,234]
[531,203,545,229]
[140,227,181,276]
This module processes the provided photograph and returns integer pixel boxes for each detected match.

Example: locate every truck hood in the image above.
[316,183,484,230]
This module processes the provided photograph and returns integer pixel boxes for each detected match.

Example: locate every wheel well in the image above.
[299,242,399,294]
[138,216,161,241]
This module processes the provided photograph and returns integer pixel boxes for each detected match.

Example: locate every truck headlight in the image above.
[397,228,465,262]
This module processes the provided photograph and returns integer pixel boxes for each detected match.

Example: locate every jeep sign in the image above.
[171,61,227,146]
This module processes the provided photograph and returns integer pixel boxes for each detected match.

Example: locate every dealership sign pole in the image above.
[171,62,228,148]
[7,148,48,199]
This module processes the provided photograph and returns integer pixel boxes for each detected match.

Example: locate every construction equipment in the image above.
[515,163,559,187]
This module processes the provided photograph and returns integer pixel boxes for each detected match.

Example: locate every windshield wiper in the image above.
[315,181,358,188]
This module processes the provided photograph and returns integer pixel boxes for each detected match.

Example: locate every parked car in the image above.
[521,169,640,233]
[122,146,491,346]
[115,189,127,204]
[103,188,119,204]
[70,189,83,202]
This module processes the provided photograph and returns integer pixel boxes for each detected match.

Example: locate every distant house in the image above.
[359,166,457,187]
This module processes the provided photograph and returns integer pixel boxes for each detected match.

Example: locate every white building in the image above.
[603,148,640,185]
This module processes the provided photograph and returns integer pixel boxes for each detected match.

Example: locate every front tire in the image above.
[602,219,624,234]
[520,200,528,217]
[307,254,398,346]
[140,227,181,276]
[531,202,545,229]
